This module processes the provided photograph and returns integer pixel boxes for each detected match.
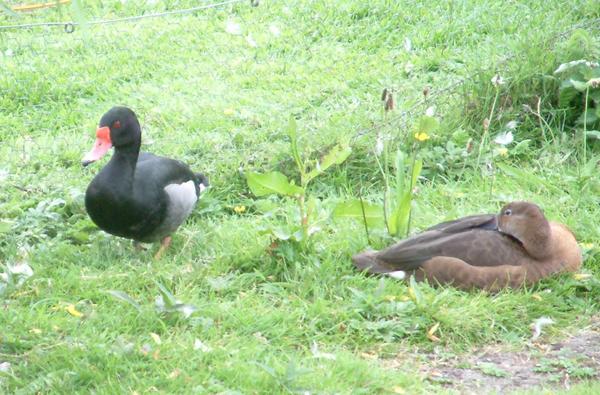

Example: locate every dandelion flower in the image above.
[414,132,429,142]
[234,205,246,214]
[491,74,505,87]
[496,147,508,157]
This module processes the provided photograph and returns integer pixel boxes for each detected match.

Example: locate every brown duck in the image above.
[352,201,582,291]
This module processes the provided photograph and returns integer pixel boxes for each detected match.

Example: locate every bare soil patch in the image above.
[384,319,600,394]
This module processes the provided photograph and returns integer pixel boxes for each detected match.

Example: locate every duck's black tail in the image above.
[193,172,209,195]
[352,250,397,274]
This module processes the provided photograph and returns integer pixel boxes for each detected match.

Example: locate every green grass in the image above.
[1,0,599,393]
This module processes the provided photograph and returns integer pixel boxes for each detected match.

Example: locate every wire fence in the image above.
[0,0,258,31]
[1,1,599,180]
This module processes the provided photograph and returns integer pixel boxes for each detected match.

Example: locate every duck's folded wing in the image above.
[424,214,497,233]
[353,215,519,274]
[135,153,200,194]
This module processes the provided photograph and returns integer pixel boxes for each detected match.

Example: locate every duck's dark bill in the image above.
[82,126,112,166]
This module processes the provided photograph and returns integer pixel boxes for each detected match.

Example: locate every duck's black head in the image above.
[82,106,141,166]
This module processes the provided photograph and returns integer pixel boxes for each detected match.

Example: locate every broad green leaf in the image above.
[333,200,385,227]
[417,115,439,134]
[246,171,303,197]
[571,79,589,92]
[305,143,352,183]
[558,81,578,107]
[154,281,178,308]
[106,290,142,312]
[410,159,423,189]
[391,191,412,237]
[576,110,598,126]
[585,131,600,140]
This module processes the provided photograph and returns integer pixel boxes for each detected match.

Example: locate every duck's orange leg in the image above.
[154,236,172,260]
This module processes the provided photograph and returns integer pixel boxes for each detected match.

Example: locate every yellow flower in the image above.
[497,147,508,157]
[414,132,429,142]
[233,205,246,214]
[581,243,594,249]
[223,108,235,116]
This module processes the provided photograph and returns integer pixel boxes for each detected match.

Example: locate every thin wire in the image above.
[0,0,246,31]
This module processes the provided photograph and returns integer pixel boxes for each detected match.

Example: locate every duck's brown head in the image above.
[497,201,551,259]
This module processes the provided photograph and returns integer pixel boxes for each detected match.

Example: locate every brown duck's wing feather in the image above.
[424,214,497,233]
[373,226,527,272]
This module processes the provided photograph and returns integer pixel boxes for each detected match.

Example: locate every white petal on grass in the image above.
[494,131,514,146]
[403,37,412,52]
[531,317,554,340]
[193,339,212,353]
[0,362,10,372]
[4,49,13,57]
[506,120,519,130]
[404,62,414,74]
[311,341,336,360]
[225,20,242,35]
[269,24,281,37]
[425,106,435,117]
[178,304,197,318]
[245,34,257,48]
[386,271,406,280]
[0,169,8,182]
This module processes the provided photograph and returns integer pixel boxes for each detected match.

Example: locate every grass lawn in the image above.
[1,0,600,393]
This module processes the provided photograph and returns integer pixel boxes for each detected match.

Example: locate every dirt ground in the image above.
[385,318,600,394]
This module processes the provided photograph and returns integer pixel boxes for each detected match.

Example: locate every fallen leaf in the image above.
[66,304,83,318]
[427,322,440,342]
[152,350,160,360]
[532,294,542,301]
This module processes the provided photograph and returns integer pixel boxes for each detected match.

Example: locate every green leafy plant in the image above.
[246,118,351,245]
[554,59,600,132]
[334,105,435,241]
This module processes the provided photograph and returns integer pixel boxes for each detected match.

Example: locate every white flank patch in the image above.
[164,180,198,215]
[386,271,406,280]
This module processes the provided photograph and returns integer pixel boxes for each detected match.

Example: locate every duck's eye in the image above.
[504,209,512,216]
[112,120,121,129]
